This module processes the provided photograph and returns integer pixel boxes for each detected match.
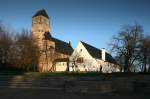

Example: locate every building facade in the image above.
[70,41,120,73]
[32,9,73,72]
[32,9,119,73]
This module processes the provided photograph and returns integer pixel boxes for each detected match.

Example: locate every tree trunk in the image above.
[124,57,130,72]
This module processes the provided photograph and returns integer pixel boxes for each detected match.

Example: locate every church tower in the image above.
[32,9,50,48]
[31,9,73,72]
[32,9,54,72]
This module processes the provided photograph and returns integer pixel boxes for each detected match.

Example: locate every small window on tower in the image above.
[38,17,41,24]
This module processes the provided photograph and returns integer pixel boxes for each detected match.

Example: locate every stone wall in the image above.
[64,76,150,93]
[0,73,150,93]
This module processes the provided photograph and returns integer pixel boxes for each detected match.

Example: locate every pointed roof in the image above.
[81,41,117,64]
[33,9,49,19]
[44,32,73,55]
[81,41,101,59]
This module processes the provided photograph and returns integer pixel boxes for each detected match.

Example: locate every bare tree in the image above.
[114,56,124,72]
[9,29,39,71]
[110,24,143,72]
[70,50,82,72]
[71,53,80,72]
[0,22,13,69]
[0,22,40,71]
[140,35,150,72]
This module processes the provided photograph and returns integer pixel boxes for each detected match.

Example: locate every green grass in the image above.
[22,71,150,78]
[1,69,150,78]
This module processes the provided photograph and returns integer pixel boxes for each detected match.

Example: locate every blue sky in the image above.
[0,0,150,51]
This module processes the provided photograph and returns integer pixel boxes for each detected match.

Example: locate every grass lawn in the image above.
[1,69,150,78]
[20,71,150,79]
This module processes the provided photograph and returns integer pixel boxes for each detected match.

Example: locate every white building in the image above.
[69,41,120,73]
[55,58,69,72]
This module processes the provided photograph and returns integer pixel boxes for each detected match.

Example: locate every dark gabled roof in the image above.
[105,53,117,64]
[33,9,49,19]
[81,41,116,64]
[53,38,73,55]
[81,41,101,59]
[44,32,52,40]
[44,32,73,55]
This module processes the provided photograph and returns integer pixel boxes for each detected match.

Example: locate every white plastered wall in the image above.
[70,41,99,72]
[55,62,67,72]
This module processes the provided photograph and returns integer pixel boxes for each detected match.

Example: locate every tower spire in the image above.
[33,9,49,19]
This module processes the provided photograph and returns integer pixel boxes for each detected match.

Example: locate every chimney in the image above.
[68,41,71,46]
[101,48,106,61]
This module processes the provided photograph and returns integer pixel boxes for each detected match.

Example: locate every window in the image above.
[39,17,41,23]
[49,46,54,49]
[38,30,43,32]
[76,57,84,63]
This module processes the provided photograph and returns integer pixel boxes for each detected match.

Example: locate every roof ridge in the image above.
[53,37,70,45]
[80,41,100,51]
[80,41,116,64]
[33,9,49,18]
[44,32,70,45]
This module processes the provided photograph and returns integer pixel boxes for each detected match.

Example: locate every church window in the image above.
[76,57,84,63]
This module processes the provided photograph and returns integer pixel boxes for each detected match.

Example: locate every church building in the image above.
[32,9,119,73]
[32,9,73,72]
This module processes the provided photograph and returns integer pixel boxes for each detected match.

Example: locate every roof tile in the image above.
[81,41,116,64]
